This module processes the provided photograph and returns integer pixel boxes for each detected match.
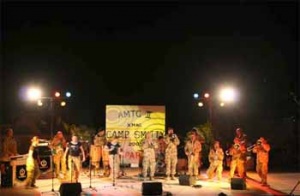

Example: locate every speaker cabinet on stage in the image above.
[59,183,82,196]
[179,175,196,186]
[142,182,162,195]
[230,178,246,190]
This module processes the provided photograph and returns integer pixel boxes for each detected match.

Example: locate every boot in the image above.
[165,175,170,181]
[171,175,176,180]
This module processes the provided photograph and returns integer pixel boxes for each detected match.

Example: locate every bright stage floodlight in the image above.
[55,92,61,97]
[204,93,210,98]
[60,101,66,107]
[27,87,42,101]
[219,87,237,103]
[198,102,204,107]
[37,100,43,106]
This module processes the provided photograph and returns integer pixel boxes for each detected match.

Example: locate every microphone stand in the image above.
[83,146,97,192]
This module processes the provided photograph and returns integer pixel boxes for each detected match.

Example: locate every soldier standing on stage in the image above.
[228,138,247,180]
[142,132,157,181]
[92,128,109,176]
[184,131,202,178]
[50,131,67,179]
[64,135,86,182]
[252,137,271,186]
[165,127,180,180]
[1,128,18,161]
[234,128,248,177]
[25,136,40,189]
[207,141,224,181]
[105,136,121,179]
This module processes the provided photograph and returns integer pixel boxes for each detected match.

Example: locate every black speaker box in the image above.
[179,175,196,186]
[0,162,13,188]
[142,182,163,195]
[59,183,82,196]
[230,178,246,190]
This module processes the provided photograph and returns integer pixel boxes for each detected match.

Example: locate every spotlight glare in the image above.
[198,102,204,107]
[60,101,66,107]
[193,93,199,99]
[66,92,71,97]
[27,88,42,101]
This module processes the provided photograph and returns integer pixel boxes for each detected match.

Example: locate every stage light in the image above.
[55,92,61,97]
[60,101,66,107]
[66,92,71,98]
[198,102,204,107]
[204,93,210,98]
[193,93,199,99]
[27,87,42,101]
[37,100,43,106]
[219,87,237,103]
[220,102,225,107]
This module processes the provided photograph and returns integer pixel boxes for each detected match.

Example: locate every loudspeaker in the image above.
[59,183,82,196]
[179,175,196,186]
[230,178,246,190]
[142,182,163,195]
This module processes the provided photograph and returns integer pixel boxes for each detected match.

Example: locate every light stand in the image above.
[41,99,59,195]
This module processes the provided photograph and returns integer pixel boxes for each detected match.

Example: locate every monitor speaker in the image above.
[142,182,163,195]
[59,182,82,196]
[230,178,246,190]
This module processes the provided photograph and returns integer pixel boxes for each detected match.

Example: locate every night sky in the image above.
[1,1,299,147]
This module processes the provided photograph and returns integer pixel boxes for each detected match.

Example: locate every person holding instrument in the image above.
[184,131,201,178]
[228,138,246,181]
[252,137,271,186]
[50,131,67,179]
[164,127,180,180]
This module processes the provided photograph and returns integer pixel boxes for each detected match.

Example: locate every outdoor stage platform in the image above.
[0,168,299,196]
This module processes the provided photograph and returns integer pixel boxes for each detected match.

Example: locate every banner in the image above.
[106,105,165,166]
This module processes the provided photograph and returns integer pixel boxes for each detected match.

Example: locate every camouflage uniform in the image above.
[25,138,40,188]
[93,133,109,175]
[207,146,224,180]
[229,143,247,179]
[165,134,180,179]
[51,136,67,177]
[142,138,157,180]
[253,139,271,185]
[184,139,201,176]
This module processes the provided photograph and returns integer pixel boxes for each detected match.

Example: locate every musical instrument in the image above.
[247,144,256,152]
[90,144,101,163]
[10,154,28,186]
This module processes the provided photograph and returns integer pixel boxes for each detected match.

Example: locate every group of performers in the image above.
[0,126,271,189]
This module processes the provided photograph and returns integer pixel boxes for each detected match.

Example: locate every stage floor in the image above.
[1,168,299,196]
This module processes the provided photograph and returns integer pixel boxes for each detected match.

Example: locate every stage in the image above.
[1,168,299,196]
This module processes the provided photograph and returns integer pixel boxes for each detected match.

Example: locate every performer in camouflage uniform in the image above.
[207,141,224,180]
[228,138,247,180]
[184,131,202,177]
[252,137,271,186]
[25,136,40,189]
[50,131,67,178]
[142,132,157,181]
[165,127,180,180]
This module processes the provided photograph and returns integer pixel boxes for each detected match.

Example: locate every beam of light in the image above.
[193,93,199,99]
[219,87,237,103]
[27,87,42,101]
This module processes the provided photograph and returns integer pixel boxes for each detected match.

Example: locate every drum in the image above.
[90,145,101,163]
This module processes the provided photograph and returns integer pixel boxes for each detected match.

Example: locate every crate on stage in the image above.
[179,174,196,186]
[10,154,28,186]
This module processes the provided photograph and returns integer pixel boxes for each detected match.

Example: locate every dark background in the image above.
[1,0,299,170]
